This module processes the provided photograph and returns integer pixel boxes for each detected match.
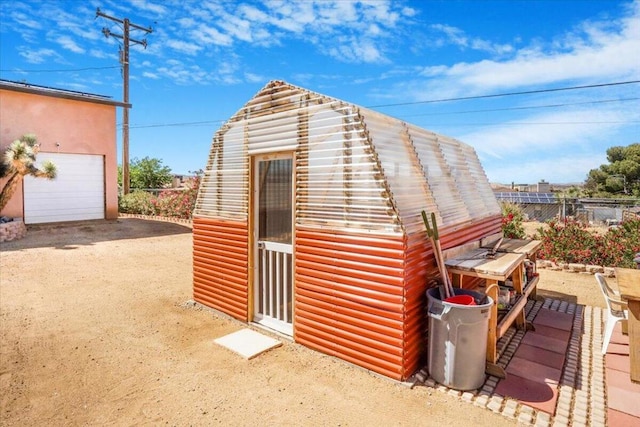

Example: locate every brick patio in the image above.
[413,299,640,426]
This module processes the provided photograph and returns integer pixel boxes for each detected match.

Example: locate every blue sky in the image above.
[1,0,639,185]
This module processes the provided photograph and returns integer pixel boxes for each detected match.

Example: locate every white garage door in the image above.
[24,153,105,224]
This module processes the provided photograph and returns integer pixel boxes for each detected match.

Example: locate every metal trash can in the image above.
[427,287,493,391]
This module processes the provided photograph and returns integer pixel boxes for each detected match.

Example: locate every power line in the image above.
[367,80,640,108]
[119,120,224,129]
[430,120,640,127]
[117,97,639,130]
[0,65,121,73]
[402,97,640,118]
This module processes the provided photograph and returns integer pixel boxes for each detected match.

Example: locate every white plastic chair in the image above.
[595,273,628,354]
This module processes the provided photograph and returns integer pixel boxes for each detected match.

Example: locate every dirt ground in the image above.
[0,219,604,426]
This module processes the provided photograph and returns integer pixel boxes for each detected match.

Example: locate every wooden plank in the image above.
[481,238,542,256]
[486,362,506,379]
[445,249,525,280]
[486,280,499,364]
[441,239,480,261]
[615,267,640,383]
[480,232,504,248]
[627,300,640,383]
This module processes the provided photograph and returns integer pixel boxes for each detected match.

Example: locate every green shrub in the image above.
[118,191,156,215]
[500,201,526,239]
[535,217,640,268]
[118,175,200,220]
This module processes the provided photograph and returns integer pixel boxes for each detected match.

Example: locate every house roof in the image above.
[0,79,130,108]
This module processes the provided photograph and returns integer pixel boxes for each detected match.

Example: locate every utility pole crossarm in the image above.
[101,29,148,48]
[95,8,152,195]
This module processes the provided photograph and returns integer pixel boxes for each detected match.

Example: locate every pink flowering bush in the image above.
[535,217,640,268]
[500,202,526,239]
[118,175,200,220]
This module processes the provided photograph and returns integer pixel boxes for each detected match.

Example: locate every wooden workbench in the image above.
[615,267,640,383]
[445,243,540,378]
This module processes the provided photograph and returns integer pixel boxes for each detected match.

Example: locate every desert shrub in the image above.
[153,175,200,219]
[119,175,200,220]
[601,218,640,268]
[536,217,640,268]
[500,201,526,239]
[118,190,156,215]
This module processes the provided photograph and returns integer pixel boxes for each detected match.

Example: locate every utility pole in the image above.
[96,8,152,195]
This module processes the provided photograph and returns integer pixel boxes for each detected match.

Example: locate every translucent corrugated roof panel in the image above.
[414,130,472,225]
[196,122,249,220]
[358,109,439,234]
[299,102,401,233]
[195,80,499,235]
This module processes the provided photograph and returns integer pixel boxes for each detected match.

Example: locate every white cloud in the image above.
[18,47,62,64]
[129,0,167,16]
[412,3,640,99]
[88,49,110,59]
[192,24,233,47]
[484,153,606,184]
[456,98,640,184]
[430,23,514,56]
[167,39,202,55]
[238,4,268,22]
[402,6,417,17]
[217,15,254,43]
[142,71,160,79]
[461,108,630,160]
[244,72,264,83]
[323,34,386,64]
[316,1,358,26]
[177,17,196,28]
[56,35,85,54]
[10,11,41,30]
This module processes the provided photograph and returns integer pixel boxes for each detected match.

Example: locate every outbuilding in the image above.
[193,80,502,380]
[0,79,128,224]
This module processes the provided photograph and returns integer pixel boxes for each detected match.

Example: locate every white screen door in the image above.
[253,153,294,335]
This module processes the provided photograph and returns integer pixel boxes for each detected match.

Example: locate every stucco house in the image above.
[0,80,128,224]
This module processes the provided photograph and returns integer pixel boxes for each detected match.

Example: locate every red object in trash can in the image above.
[444,295,476,305]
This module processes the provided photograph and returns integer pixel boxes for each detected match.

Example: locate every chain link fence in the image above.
[496,194,640,225]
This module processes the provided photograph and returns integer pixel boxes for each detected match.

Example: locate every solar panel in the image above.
[494,192,557,204]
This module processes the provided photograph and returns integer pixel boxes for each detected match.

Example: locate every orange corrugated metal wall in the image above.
[193,217,249,321]
[294,214,502,381]
[295,226,408,379]
[192,214,501,381]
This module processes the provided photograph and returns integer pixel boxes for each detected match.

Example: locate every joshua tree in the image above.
[0,134,57,212]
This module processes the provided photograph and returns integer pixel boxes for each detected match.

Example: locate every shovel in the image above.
[422,211,454,300]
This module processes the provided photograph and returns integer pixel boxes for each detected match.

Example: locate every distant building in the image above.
[537,180,551,192]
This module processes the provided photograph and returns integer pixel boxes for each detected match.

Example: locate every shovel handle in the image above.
[430,212,439,240]
[421,211,433,237]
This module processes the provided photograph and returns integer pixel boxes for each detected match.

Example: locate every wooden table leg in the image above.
[627,299,640,383]
[485,281,506,378]
[486,280,499,364]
